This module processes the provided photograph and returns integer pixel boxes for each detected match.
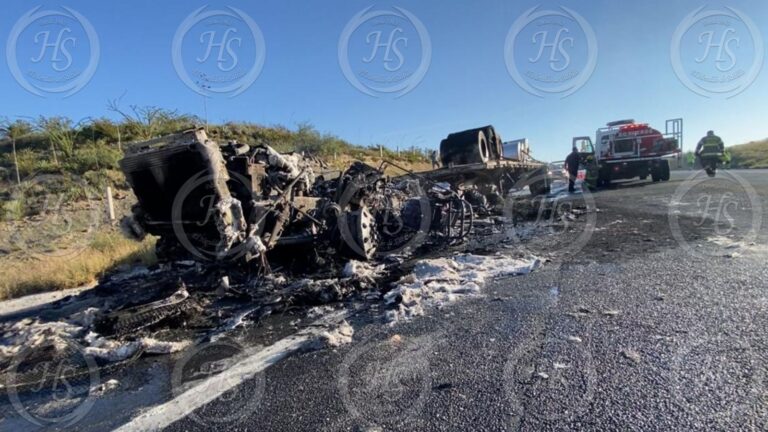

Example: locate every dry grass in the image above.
[0,232,156,301]
[327,154,433,176]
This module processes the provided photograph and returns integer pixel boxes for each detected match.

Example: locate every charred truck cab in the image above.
[574,119,683,189]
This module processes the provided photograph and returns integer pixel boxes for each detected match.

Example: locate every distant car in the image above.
[548,162,566,180]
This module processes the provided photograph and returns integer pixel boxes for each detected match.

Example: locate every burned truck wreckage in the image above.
[120,127,545,272]
[0,126,557,392]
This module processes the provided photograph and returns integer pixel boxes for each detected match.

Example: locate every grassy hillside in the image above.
[729,139,768,169]
[0,112,430,183]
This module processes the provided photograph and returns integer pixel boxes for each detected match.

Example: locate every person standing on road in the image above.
[565,146,580,193]
[695,130,725,161]
[695,130,725,174]
[430,150,440,169]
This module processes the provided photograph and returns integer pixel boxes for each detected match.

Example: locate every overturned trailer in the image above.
[119,128,473,270]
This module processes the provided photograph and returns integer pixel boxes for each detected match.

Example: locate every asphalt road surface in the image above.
[4,169,767,431]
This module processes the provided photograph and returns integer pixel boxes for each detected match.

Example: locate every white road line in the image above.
[114,311,349,431]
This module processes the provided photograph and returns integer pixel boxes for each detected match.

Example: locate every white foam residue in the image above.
[224,307,261,331]
[92,379,120,396]
[69,307,101,328]
[307,305,335,319]
[85,340,142,362]
[708,236,742,248]
[84,337,191,362]
[141,338,192,355]
[0,318,83,359]
[319,320,354,348]
[342,260,385,281]
[1,316,191,365]
[386,253,540,323]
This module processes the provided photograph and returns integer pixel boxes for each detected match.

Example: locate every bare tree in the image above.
[108,97,182,140]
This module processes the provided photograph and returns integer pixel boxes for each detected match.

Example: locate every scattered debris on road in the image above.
[621,349,642,364]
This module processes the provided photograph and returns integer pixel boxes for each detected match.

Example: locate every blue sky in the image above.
[1,0,766,162]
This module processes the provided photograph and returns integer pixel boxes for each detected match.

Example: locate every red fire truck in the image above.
[572,119,683,188]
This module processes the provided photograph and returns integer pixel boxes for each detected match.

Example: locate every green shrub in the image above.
[9,148,60,177]
[64,141,122,174]
[83,169,127,190]
[1,199,24,221]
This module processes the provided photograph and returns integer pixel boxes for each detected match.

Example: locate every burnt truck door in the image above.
[572,136,599,189]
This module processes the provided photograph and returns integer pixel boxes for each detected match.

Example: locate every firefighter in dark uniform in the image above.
[565,146,580,193]
[695,130,725,171]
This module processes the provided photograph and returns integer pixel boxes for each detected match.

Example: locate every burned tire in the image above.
[340,206,378,260]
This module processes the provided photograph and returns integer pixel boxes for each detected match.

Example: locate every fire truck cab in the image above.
[573,118,683,188]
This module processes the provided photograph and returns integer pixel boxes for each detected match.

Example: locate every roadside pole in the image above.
[106,186,115,222]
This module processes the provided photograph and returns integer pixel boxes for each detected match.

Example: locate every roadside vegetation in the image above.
[0,107,431,300]
[0,233,156,300]
[729,139,768,169]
